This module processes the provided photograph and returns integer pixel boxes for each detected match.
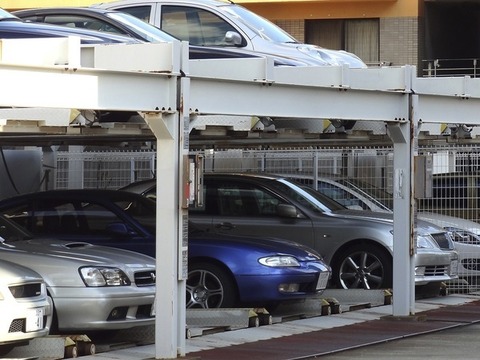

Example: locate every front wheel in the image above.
[186,262,237,308]
[332,244,392,289]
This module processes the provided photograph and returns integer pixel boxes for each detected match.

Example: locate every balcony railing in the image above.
[422,58,480,78]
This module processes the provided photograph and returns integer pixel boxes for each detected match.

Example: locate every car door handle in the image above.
[215,222,235,230]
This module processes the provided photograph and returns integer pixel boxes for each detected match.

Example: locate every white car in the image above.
[0,259,52,356]
[0,214,156,334]
[94,0,367,68]
[304,176,478,282]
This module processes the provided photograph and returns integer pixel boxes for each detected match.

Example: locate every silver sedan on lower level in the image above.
[0,214,156,334]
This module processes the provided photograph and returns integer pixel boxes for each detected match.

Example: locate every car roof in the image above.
[14,7,121,16]
[204,172,289,181]
[94,0,229,8]
[120,178,156,192]
[1,8,141,44]
[0,189,152,204]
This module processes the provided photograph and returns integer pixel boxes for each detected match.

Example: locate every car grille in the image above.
[9,319,25,333]
[9,283,42,298]
[461,258,480,270]
[431,232,455,250]
[8,316,47,333]
[134,271,156,286]
[424,265,448,276]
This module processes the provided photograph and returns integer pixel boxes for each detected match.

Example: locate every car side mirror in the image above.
[277,204,298,218]
[225,31,242,46]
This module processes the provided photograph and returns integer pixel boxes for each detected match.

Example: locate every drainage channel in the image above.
[6,289,393,359]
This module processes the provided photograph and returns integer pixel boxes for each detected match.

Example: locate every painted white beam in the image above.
[188,63,412,121]
[0,40,180,113]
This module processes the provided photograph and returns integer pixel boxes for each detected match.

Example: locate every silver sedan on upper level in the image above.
[94,0,367,68]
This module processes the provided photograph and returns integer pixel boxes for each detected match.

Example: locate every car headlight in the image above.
[79,267,131,287]
[416,234,438,249]
[444,227,480,245]
[258,255,300,267]
[9,285,26,298]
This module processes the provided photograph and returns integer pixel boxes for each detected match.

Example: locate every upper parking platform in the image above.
[1,37,480,129]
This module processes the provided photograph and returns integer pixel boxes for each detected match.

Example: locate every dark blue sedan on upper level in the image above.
[0,7,139,44]
[0,189,331,310]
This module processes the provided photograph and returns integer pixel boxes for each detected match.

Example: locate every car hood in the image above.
[0,238,155,287]
[0,238,155,270]
[0,259,44,284]
[190,45,307,66]
[333,208,394,223]
[418,211,480,234]
[251,41,367,68]
[334,209,445,235]
[190,230,323,260]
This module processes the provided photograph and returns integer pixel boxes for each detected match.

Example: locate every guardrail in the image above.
[422,58,480,78]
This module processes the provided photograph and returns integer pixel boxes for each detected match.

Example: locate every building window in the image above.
[306,19,379,65]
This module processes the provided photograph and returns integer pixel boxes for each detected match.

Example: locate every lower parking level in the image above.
[88,293,480,360]
[6,285,473,360]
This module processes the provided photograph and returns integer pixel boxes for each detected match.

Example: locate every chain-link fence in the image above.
[53,144,480,294]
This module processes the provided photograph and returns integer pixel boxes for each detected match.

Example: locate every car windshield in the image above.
[0,8,21,21]
[0,215,32,242]
[221,4,297,43]
[108,11,176,42]
[273,178,346,212]
[338,179,394,210]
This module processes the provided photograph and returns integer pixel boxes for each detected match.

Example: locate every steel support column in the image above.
[144,109,184,359]
[140,42,186,359]
[387,101,416,316]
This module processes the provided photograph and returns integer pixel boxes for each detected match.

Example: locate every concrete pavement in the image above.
[72,294,480,360]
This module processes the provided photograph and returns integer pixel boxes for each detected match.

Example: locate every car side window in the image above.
[42,206,76,234]
[41,15,123,34]
[115,5,153,23]
[112,198,156,233]
[203,180,283,217]
[1,203,32,231]
[76,202,121,233]
[161,6,237,46]
[317,182,369,210]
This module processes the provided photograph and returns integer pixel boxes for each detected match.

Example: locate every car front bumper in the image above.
[235,262,331,304]
[414,249,458,286]
[50,286,155,332]
[0,295,52,344]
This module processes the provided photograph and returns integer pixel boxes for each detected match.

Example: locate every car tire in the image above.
[332,244,392,290]
[48,296,60,335]
[186,262,237,308]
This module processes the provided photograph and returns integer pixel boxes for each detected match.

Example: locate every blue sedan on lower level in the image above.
[0,189,331,309]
